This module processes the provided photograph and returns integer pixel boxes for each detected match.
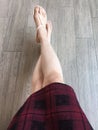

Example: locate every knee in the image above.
[43,71,64,87]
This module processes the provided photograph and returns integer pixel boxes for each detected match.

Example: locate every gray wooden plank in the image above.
[3,0,28,51]
[89,0,98,17]
[0,0,9,18]
[87,39,98,130]
[40,0,73,7]
[74,0,93,38]
[0,52,21,130]
[76,38,98,129]
[0,18,8,53]
[93,18,98,65]
[0,52,4,130]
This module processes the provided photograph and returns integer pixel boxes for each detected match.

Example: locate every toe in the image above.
[33,7,40,27]
[34,6,39,14]
[39,6,46,17]
[38,6,47,22]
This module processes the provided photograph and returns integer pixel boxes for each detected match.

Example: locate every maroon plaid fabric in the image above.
[7,82,93,130]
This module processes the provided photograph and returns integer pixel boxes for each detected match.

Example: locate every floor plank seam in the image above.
[3,51,23,52]
[75,37,93,39]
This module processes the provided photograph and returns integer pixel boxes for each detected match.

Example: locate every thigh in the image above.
[32,79,43,93]
[42,72,64,87]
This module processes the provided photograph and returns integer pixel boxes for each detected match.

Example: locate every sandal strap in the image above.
[37,24,45,31]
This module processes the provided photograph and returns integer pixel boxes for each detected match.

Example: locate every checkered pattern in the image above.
[7,82,93,130]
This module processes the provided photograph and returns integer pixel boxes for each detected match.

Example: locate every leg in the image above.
[41,29,64,87]
[32,55,43,92]
[32,6,47,92]
[33,6,64,87]
[32,5,48,92]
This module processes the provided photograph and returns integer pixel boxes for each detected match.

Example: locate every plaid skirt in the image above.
[7,82,93,130]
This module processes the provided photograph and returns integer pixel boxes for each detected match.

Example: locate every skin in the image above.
[32,5,64,93]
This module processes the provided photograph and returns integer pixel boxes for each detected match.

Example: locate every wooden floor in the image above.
[0,0,98,129]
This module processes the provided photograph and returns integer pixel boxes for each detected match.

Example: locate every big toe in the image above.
[34,6,39,13]
[33,6,40,27]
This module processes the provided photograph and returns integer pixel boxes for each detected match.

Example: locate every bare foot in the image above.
[33,5,52,43]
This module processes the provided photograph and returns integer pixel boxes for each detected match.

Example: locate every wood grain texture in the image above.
[0,18,8,53]
[0,0,98,129]
[0,52,21,130]
[76,38,98,128]
[0,0,9,18]
[74,0,93,38]
[93,18,98,64]
[3,0,28,51]
[89,0,98,17]
[40,0,73,7]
